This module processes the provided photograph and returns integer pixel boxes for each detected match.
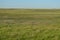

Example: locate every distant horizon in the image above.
[0,8,60,9]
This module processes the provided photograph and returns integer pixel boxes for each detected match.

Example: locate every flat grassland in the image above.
[0,9,60,40]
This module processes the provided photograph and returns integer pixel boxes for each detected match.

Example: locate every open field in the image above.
[0,9,60,40]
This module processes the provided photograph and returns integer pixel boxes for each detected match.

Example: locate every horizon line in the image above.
[0,8,60,9]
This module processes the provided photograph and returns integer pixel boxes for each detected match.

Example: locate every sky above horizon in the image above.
[0,0,60,9]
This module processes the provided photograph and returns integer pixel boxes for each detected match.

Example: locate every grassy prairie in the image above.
[0,9,60,40]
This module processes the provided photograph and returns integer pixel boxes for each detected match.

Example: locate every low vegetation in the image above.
[0,9,60,40]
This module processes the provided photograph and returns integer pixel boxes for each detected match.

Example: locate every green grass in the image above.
[0,9,60,40]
